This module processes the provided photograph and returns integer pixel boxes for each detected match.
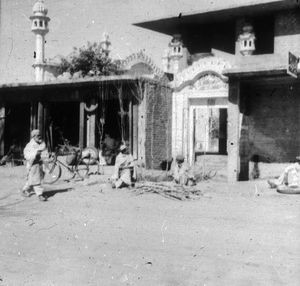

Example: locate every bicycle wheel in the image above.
[43,161,62,184]
[75,160,89,179]
[63,165,76,182]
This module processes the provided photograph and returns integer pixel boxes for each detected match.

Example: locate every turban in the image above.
[176,154,185,162]
[31,129,41,138]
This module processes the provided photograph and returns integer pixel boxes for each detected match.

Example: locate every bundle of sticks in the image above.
[133,181,203,200]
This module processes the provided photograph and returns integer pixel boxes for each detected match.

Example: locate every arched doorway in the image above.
[172,56,231,165]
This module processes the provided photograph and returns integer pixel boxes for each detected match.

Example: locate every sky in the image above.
[0,0,280,83]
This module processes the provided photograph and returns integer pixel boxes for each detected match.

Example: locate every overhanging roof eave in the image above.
[0,74,162,92]
[223,67,288,79]
[134,0,298,35]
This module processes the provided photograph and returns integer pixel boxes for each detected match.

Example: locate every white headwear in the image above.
[120,143,127,151]
[31,129,41,138]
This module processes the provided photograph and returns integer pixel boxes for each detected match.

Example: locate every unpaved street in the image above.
[0,166,299,286]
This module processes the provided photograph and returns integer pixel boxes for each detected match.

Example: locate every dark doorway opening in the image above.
[101,97,129,145]
[194,107,227,157]
[48,102,79,149]
[5,103,31,152]
[98,96,131,165]
[219,108,227,155]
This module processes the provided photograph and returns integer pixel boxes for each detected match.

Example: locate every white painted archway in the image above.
[121,50,164,79]
[171,56,231,165]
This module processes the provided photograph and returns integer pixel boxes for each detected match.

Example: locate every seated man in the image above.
[170,155,195,186]
[268,156,300,189]
[111,143,136,188]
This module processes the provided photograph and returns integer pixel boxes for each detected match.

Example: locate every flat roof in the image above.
[223,54,292,78]
[0,74,163,92]
[134,0,298,35]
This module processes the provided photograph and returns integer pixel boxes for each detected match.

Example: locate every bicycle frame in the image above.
[52,151,88,177]
[55,156,77,174]
[44,148,89,184]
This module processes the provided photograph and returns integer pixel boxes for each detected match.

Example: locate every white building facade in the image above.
[171,56,231,165]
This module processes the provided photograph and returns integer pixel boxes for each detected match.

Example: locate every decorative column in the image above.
[227,79,241,182]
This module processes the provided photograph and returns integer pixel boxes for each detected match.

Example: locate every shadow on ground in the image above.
[43,187,73,199]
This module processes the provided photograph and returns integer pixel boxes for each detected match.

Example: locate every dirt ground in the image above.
[0,165,299,286]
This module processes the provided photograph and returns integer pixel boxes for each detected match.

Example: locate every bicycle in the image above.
[43,145,89,184]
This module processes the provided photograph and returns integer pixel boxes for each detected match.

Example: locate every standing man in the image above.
[21,129,48,201]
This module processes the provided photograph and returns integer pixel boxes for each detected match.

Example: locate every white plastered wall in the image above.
[171,56,231,165]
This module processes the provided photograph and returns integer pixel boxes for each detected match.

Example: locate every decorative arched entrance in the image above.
[121,50,164,79]
[172,56,231,165]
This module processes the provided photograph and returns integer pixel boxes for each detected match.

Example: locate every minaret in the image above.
[30,0,50,82]
[237,22,256,56]
[100,32,111,58]
[168,34,183,74]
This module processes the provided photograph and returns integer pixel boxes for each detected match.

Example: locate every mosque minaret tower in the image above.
[30,0,50,82]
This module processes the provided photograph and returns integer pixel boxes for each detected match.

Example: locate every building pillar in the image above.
[183,105,189,162]
[188,106,195,165]
[138,83,146,167]
[171,92,176,159]
[128,99,133,154]
[86,112,96,147]
[132,103,139,159]
[79,101,85,149]
[0,105,5,157]
[30,102,38,130]
[227,79,240,182]
[37,101,44,134]
[239,91,250,180]
[43,103,49,147]
[85,98,97,148]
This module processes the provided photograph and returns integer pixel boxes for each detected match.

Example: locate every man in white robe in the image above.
[22,129,48,201]
[268,156,300,189]
[111,143,136,188]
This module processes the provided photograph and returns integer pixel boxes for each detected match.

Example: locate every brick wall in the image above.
[274,10,300,55]
[144,82,172,169]
[243,84,300,163]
